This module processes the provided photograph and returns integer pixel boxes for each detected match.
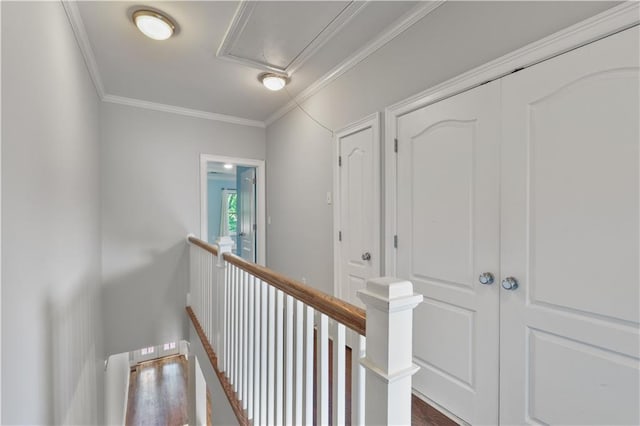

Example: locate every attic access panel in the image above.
[217,1,366,74]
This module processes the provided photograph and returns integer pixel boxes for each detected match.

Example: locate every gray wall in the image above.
[265,1,617,294]
[2,2,103,424]
[100,102,265,356]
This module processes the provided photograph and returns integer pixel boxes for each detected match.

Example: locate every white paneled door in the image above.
[396,80,501,425]
[500,26,640,425]
[335,114,380,307]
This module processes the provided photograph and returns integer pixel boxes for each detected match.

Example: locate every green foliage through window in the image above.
[228,193,237,233]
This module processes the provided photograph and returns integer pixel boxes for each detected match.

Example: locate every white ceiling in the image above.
[74,1,426,124]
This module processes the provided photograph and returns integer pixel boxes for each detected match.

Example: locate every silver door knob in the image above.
[501,277,519,291]
[361,252,371,261]
[478,272,494,285]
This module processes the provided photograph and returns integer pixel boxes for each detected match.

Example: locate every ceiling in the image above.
[73,1,433,125]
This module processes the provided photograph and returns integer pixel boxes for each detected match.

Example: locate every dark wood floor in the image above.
[125,355,189,426]
[125,346,455,426]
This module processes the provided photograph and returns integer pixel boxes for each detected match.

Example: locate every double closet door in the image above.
[395,26,639,425]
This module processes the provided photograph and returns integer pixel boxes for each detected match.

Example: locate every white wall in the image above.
[265,1,617,294]
[1,2,103,424]
[100,102,265,356]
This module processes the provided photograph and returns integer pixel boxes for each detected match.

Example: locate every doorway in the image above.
[200,154,265,265]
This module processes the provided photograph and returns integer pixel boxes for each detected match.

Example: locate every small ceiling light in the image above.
[223,163,233,170]
[133,10,176,41]
[258,73,289,91]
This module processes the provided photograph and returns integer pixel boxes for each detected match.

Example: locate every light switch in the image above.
[326,191,332,205]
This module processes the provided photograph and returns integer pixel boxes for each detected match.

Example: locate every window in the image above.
[227,192,237,234]
[140,346,155,355]
[220,189,237,237]
[163,342,176,351]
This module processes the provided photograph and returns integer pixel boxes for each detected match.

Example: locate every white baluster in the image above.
[237,268,242,385]
[216,236,234,361]
[318,313,330,425]
[276,290,284,425]
[304,306,314,425]
[295,300,304,425]
[267,286,276,425]
[351,333,366,426]
[358,277,423,426]
[223,263,229,372]
[232,265,238,388]
[238,271,247,409]
[260,280,268,425]
[332,322,346,425]
[285,295,294,425]
[247,275,255,419]
[206,254,211,341]
[253,277,262,424]
[242,270,249,409]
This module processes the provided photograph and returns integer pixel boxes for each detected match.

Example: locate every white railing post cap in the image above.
[215,236,234,266]
[357,277,423,312]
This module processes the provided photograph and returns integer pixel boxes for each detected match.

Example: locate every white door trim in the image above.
[199,154,266,266]
[384,2,640,275]
[0,1,3,419]
[333,112,381,298]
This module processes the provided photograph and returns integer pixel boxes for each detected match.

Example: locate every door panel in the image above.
[500,26,640,425]
[337,119,380,307]
[396,80,500,425]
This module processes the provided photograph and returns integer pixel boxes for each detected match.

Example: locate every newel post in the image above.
[357,277,423,425]
[214,236,233,369]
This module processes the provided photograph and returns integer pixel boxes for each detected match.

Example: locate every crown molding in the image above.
[61,0,105,99]
[103,95,266,128]
[61,0,264,129]
[264,0,446,126]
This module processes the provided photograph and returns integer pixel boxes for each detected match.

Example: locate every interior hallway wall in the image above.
[1,1,103,424]
[265,1,617,294]
[100,102,265,356]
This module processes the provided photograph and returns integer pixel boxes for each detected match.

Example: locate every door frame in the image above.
[199,154,266,266]
[384,2,639,276]
[333,112,381,299]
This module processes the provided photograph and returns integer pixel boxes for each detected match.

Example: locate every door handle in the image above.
[478,272,495,285]
[501,276,519,291]
[361,252,371,261]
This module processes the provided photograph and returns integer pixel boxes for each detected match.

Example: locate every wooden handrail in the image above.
[187,235,366,336]
[222,251,366,336]
[188,235,218,256]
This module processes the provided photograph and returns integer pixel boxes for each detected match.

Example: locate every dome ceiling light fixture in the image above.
[258,73,289,91]
[133,9,176,41]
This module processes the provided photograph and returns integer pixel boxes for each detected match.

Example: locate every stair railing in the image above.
[186,234,422,425]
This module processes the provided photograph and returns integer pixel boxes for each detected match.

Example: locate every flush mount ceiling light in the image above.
[133,9,176,41]
[258,73,289,91]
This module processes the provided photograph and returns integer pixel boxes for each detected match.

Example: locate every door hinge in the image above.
[338,156,342,167]
[252,224,257,231]
[252,177,256,185]
[338,231,342,242]
[394,138,398,153]
[394,235,398,248]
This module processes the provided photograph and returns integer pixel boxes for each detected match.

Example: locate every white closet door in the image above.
[396,80,500,424]
[500,26,640,425]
